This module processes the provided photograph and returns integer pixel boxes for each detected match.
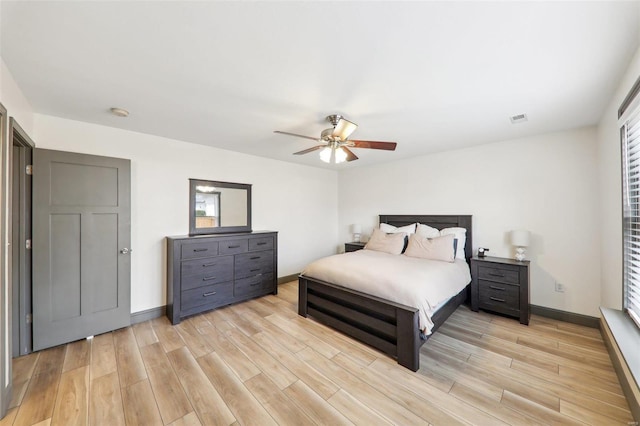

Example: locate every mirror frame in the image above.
[189,179,252,235]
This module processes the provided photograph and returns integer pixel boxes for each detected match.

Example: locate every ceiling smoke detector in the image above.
[110,107,129,117]
[510,113,528,124]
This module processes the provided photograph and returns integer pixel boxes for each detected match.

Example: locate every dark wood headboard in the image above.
[379,214,473,261]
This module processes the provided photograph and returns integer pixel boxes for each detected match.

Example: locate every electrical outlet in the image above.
[555,282,565,293]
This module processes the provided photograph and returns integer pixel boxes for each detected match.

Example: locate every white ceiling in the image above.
[2,1,639,169]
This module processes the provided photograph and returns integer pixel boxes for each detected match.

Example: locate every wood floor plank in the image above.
[174,318,215,358]
[327,389,394,425]
[139,342,193,424]
[266,313,340,359]
[198,324,261,382]
[13,369,60,426]
[12,352,38,383]
[244,373,316,426]
[227,306,307,354]
[89,371,126,426]
[0,408,17,426]
[168,411,203,426]
[8,379,29,409]
[32,345,65,376]
[51,365,89,426]
[253,331,340,400]
[198,351,277,426]
[62,338,91,373]
[122,379,163,426]
[90,332,117,380]
[132,320,159,348]
[151,316,186,353]
[113,327,147,387]
[421,346,561,411]
[336,353,505,425]
[560,398,629,426]
[283,380,354,426]
[167,346,236,425]
[224,328,297,390]
[500,390,583,425]
[449,383,541,426]
[297,347,432,425]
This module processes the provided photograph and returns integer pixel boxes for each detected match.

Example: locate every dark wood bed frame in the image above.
[298,214,472,371]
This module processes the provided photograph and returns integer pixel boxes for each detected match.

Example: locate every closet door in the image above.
[32,149,131,350]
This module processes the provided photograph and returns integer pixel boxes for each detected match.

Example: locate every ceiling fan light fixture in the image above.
[335,147,348,163]
[319,146,333,163]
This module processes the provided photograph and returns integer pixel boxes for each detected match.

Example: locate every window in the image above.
[621,79,640,329]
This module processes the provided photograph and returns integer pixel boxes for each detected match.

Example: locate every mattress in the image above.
[301,249,471,334]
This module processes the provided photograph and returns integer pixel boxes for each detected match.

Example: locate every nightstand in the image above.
[471,256,530,325]
[345,242,366,252]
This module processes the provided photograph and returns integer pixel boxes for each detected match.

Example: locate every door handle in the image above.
[120,248,132,254]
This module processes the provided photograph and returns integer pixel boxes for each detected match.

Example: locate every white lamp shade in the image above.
[510,230,530,247]
[350,224,362,234]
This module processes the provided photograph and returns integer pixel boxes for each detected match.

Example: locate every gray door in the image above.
[32,149,131,351]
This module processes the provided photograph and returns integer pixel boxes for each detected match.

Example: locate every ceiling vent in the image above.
[510,113,528,124]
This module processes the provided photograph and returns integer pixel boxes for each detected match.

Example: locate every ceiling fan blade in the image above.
[274,130,319,141]
[331,118,358,141]
[350,140,397,151]
[342,147,358,162]
[293,145,325,155]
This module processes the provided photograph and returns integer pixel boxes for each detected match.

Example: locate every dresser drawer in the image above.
[249,236,274,251]
[181,241,219,259]
[181,255,233,279]
[477,266,520,285]
[181,281,234,311]
[219,239,248,255]
[234,250,274,279]
[478,280,519,306]
[235,273,274,298]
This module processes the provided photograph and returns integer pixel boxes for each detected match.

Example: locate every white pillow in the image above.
[364,228,405,255]
[416,223,440,239]
[380,222,416,235]
[440,227,466,259]
[404,234,456,262]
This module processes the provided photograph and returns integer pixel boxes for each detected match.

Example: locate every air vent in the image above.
[510,113,528,124]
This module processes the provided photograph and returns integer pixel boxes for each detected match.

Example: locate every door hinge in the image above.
[26,313,32,324]
[26,165,33,175]
[26,239,31,250]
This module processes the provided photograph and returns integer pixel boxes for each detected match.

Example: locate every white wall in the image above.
[0,58,34,134]
[33,114,339,313]
[338,127,602,317]
[597,45,640,310]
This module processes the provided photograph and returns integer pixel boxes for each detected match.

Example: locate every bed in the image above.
[298,214,472,371]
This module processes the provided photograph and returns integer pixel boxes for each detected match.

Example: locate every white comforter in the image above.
[301,250,471,334]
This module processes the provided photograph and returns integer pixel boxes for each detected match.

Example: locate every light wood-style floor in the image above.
[1,281,634,426]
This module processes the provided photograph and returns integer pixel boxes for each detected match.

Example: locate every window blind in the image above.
[622,104,640,328]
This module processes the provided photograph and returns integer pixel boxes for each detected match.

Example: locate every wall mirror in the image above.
[189,179,252,235]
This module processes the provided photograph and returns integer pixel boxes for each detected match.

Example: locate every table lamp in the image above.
[350,224,362,243]
[510,230,530,261]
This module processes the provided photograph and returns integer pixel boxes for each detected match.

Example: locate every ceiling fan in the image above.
[274,114,397,163]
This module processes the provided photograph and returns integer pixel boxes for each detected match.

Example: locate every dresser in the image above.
[166,231,277,324]
[470,256,530,325]
[345,242,366,252]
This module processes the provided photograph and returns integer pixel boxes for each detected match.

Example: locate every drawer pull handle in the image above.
[250,268,260,272]
[257,242,267,246]
[489,296,506,302]
[488,273,504,277]
[228,245,240,249]
[202,262,217,267]
[489,285,506,291]
[202,276,217,281]
[193,248,208,252]
[250,256,260,260]
[203,291,217,297]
